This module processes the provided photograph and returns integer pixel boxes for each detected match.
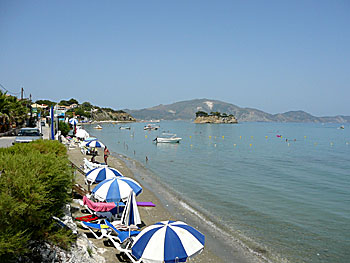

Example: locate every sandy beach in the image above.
[68,146,223,263]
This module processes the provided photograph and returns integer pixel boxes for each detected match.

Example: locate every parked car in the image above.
[13,128,43,144]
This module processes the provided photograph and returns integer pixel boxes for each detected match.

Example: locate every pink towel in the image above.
[83,196,116,212]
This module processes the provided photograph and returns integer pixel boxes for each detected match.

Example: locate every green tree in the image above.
[58,121,70,136]
[35,99,56,107]
[67,98,78,105]
[0,91,29,128]
[81,102,93,111]
[195,111,208,117]
[210,111,221,117]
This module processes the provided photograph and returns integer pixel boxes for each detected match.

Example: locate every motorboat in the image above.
[94,125,102,129]
[154,133,182,143]
[119,126,131,130]
[339,125,345,129]
[144,124,160,130]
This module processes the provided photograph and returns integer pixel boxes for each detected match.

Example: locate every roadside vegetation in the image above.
[0,90,29,133]
[0,140,74,261]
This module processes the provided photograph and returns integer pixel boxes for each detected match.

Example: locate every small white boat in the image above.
[94,125,102,129]
[154,133,182,143]
[144,124,160,130]
[119,126,131,130]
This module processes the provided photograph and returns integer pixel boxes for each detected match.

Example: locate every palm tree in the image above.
[0,90,29,131]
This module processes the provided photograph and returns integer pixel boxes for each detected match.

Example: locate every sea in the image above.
[83,121,350,263]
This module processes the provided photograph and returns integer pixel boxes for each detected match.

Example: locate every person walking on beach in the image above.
[104,146,110,165]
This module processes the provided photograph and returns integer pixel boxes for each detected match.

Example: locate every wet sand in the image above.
[67,146,222,263]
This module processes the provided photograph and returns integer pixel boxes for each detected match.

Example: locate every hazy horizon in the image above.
[1,1,349,116]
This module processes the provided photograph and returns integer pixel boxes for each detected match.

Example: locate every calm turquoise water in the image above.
[84,122,350,262]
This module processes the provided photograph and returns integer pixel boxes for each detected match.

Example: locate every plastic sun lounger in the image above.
[80,220,140,243]
[104,219,140,243]
[80,221,110,239]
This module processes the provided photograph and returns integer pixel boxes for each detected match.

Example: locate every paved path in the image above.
[0,125,51,148]
[0,136,15,148]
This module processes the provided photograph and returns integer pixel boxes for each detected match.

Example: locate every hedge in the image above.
[0,140,74,260]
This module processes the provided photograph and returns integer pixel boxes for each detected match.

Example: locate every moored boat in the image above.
[144,124,160,130]
[154,133,182,143]
[94,125,103,129]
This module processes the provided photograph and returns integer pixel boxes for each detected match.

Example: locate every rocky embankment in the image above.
[194,115,238,124]
[93,110,136,122]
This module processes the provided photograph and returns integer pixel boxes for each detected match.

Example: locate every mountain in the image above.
[125,99,350,123]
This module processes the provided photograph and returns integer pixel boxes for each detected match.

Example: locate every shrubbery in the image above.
[59,121,71,136]
[0,140,74,261]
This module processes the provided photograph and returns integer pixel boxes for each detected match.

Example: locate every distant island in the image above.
[125,98,350,123]
[194,111,238,124]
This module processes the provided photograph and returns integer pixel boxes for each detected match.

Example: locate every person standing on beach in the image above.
[104,146,110,165]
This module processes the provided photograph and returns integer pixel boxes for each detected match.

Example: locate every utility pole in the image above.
[21,87,24,100]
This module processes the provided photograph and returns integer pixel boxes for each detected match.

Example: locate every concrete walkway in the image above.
[0,125,51,148]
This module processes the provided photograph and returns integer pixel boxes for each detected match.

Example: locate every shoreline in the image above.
[114,152,268,263]
[67,146,222,262]
[75,123,268,262]
[82,124,276,263]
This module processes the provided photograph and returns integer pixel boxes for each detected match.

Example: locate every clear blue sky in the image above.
[1,0,349,116]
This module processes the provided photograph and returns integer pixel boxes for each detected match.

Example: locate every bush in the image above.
[0,140,74,260]
[59,121,70,136]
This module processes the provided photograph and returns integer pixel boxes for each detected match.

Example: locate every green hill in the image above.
[125,98,350,123]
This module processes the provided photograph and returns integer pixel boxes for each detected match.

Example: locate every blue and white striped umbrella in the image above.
[92,177,142,202]
[84,137,97,142]
[131,221,205,263]
[121,190,141,227]
[85,140,105,148]
[68,118,78,125]
[86,167,124,184]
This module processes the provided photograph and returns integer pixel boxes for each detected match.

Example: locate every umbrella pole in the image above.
[88,183,90,193]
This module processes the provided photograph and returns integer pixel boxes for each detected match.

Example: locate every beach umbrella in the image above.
[75,129,89,139]
[131,221,205,263]
[85,140,105,148]
[69,118,78,126]
[84,137,97,142]
[86,167,124,184]
[92,177,142,202]
[120,190,141,227]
